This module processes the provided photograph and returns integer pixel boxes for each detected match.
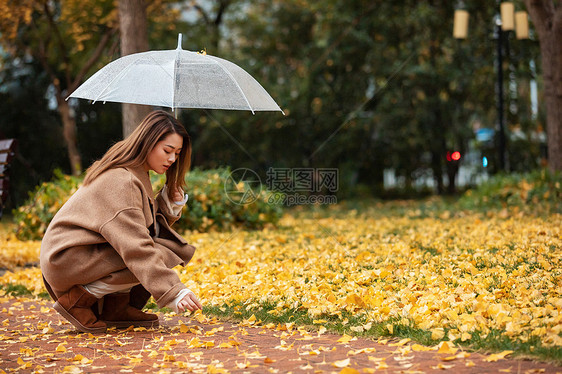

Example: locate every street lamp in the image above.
[453,1,529,172]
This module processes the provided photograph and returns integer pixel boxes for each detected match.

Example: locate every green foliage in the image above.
[12,168,283,240]
[457,169,561,213]
[13,170,82,241]
[184,0,544,196]
[151,167,283,232]
[0,283,33,297]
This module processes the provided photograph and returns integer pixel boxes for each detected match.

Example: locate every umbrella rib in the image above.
[92,53,174,104]
[172,47,181,112]
[92,65,130,104]
[91,57,143,104]
[206,57,255,114]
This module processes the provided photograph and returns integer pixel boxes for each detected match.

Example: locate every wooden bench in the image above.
[0,139,17,219]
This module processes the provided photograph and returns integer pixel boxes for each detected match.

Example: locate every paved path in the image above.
[1,297,560,373]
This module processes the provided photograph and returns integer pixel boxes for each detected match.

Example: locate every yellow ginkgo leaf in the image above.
[335,334,351,344]
[332,358,350,368]
[179,324,189,334]
[377,361,389,369]
[339,368,360,374]
[437,341,458,355]
[389,338,411,346]
[431,328,445,340]
[432,363,455,370]
[484,350,514,362]
[412,344,433,352]
[61,366,81,374]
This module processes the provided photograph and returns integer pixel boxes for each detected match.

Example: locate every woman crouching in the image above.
[40,110,202,333]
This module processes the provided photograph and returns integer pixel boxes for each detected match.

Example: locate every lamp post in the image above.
[496,13,507,171]
[453,1,529,172]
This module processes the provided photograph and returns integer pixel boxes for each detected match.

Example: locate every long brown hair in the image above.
[84,110,191,199]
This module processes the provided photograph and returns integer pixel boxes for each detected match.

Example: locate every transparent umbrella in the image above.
[67,34,283,114]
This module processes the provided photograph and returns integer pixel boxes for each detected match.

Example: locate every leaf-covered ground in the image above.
[1,199,561,368]
[3,297,559,373]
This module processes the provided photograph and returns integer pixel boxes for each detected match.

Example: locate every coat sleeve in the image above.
[99,207,186,308]
[155,189,182,226]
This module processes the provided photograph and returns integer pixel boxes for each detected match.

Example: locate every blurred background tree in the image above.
[523,0,561,173]
[0,0,549,211]
[119,0,151,137]
[0,0,182,175]
[0,0,119,175]
[188,0,542,195]
[0,0,184,205]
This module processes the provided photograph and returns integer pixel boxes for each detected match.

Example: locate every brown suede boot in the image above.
[129,284,151,310]
[100,293,159,328]
[53,285,107,333]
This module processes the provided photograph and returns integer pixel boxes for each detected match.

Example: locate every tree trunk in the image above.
[118,0,151,137]
[524,1,562,172]
[431,151,444,194]
[446,161,458,194]
[57,98,82,176]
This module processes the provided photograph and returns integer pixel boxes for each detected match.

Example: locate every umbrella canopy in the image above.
[67,34,283,114]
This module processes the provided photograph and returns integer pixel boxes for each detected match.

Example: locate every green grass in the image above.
[0,283,34,297]
[200,300,562,364]
[0,283,49,299]
[290,169,561,220]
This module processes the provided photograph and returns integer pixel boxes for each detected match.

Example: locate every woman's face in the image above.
[144,133,183,174]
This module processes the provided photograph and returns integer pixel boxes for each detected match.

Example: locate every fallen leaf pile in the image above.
[0,229,40,270]
[1,206,561,351]
[180,211,562,348]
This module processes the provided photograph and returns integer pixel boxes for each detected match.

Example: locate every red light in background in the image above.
[446,151,462,162]
[451,151,461,161]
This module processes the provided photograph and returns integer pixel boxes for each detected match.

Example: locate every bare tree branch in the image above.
[107,35,120,58]
[42,1,71,87]
[191,3,210,25]
[215,0,231,26]
[29,18,60,97]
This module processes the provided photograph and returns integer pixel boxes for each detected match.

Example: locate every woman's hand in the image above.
[172,187,184,203]
[177,290,202,312]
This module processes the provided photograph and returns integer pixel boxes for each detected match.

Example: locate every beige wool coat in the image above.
[40,166,196,308]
